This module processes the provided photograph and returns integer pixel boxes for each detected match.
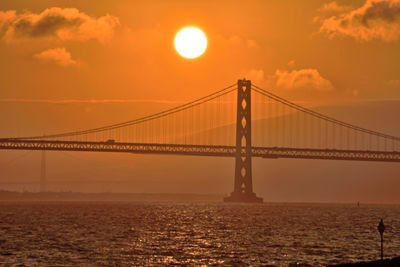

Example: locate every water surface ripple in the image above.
[0,202,399,266]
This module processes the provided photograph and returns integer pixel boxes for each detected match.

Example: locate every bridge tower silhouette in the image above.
[224,79,262,203]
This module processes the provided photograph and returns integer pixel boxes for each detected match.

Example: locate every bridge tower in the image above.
[224,79,263,203]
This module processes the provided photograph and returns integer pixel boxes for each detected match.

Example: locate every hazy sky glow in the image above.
[1,0,400,203]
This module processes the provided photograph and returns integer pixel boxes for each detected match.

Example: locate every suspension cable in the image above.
[10,84,236,140]
[252,84,400,142]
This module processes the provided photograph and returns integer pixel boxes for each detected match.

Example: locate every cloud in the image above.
[318,1,353,13]
[318,0,400,42]
[216,34,259,49]
[243,69,265,82]
[271,68,334,91]
[287,60,296,68]
[0,7,120,43]
[242,67,334,93]
[33,47,78,67]
[246,39,258,48]
[387,79,400,86]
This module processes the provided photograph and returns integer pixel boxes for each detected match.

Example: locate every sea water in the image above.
[0,202,399,266]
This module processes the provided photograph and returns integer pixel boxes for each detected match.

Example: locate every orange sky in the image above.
[1,0,400,203]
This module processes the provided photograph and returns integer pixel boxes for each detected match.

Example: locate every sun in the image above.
[174,27,207,59]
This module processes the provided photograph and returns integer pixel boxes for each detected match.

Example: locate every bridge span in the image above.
[1,139,399,162]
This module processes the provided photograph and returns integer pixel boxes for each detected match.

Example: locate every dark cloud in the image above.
[318,0,400,42]
[360,0,400,25]
[0,7,120,43]
[14,15,81,38]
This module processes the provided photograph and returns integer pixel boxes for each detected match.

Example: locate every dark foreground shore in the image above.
[328,256,400,266]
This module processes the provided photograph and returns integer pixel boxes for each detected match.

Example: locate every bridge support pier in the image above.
[224,79,263,203]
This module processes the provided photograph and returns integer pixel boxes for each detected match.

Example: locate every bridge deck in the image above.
[1,139,400,162]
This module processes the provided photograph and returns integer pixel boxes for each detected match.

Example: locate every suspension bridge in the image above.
[1,79,400,202]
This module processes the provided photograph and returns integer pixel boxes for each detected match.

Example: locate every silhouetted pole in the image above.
[377,219,385,260]
[40,150,46,192]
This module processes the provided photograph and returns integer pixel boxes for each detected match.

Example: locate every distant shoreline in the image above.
[0,190,400,205]
[0,190,224,202]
